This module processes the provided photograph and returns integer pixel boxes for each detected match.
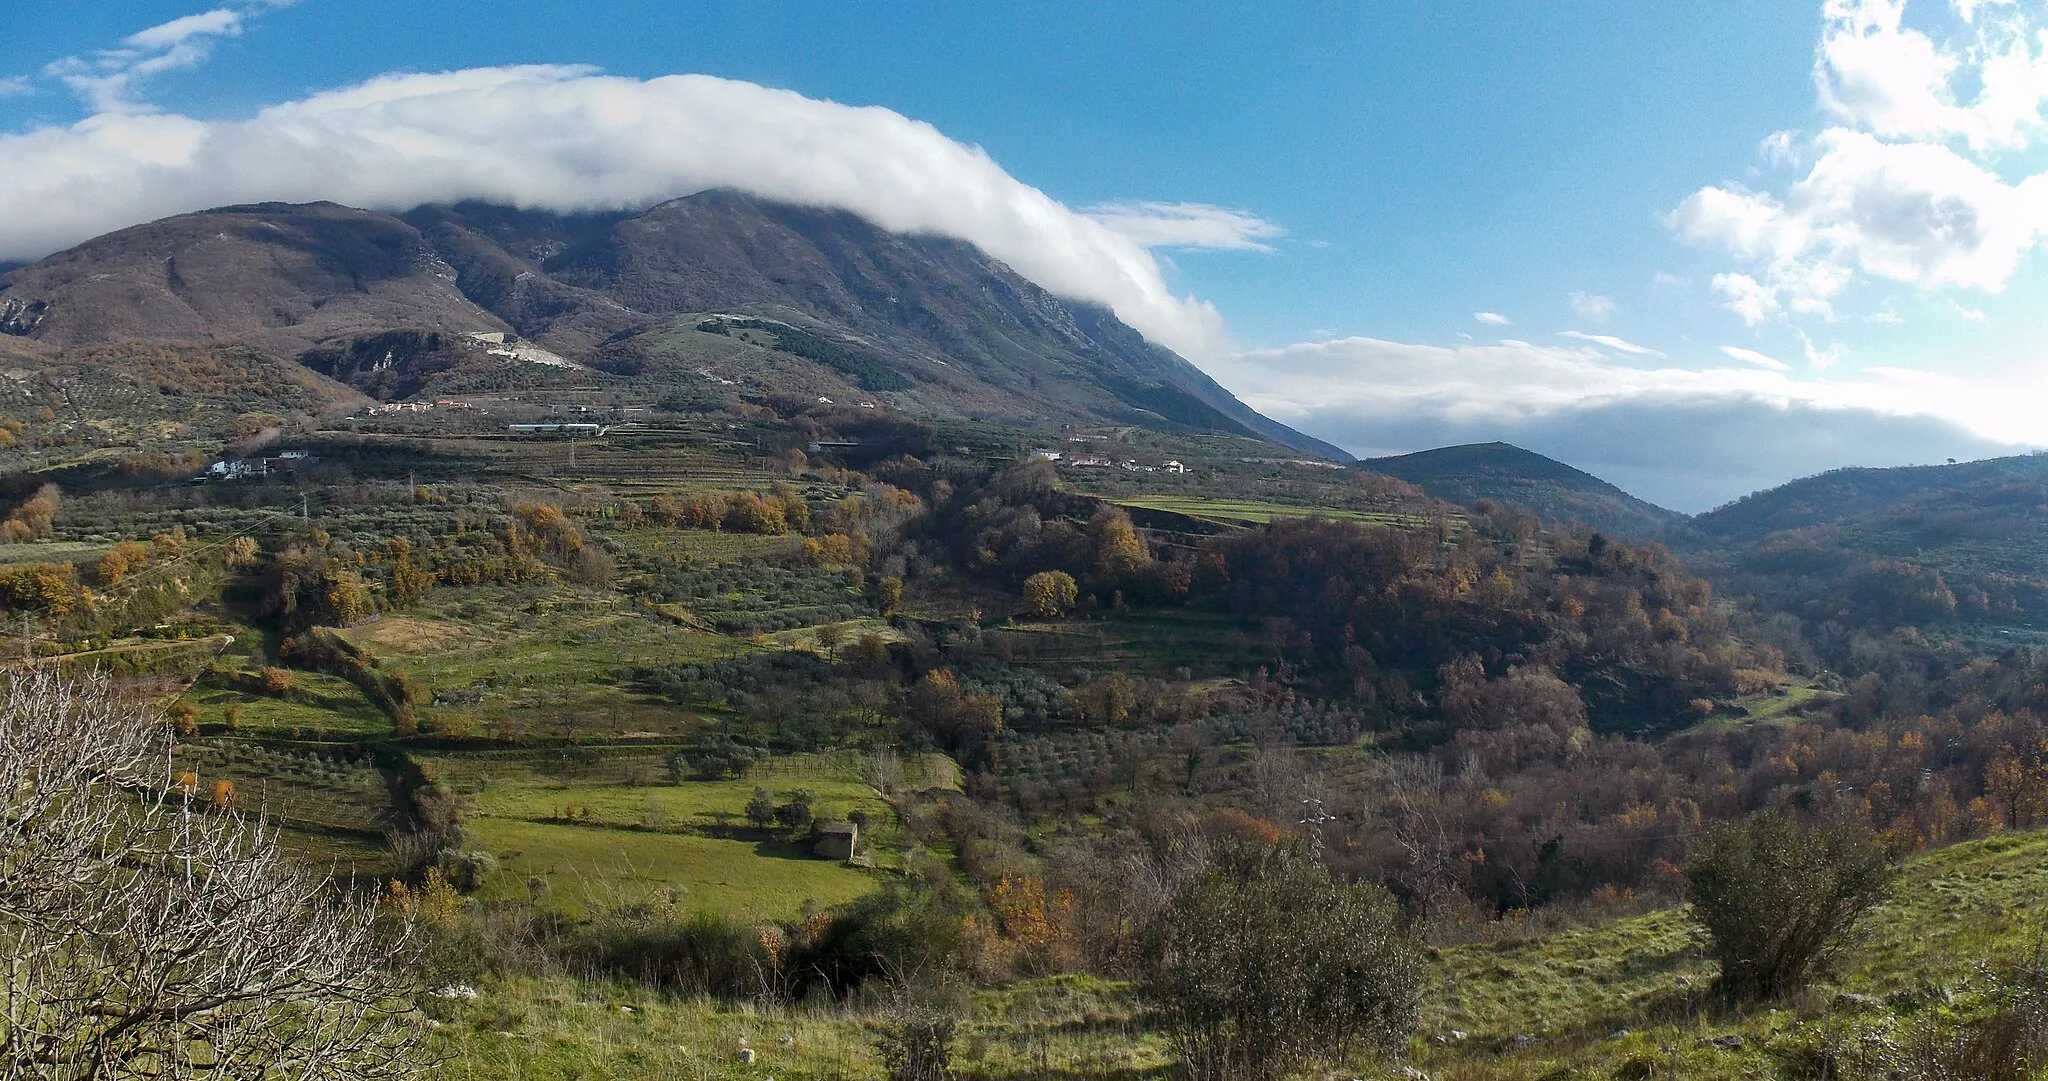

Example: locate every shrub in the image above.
[581,902,778,998]
[1141,843,1421,1081]
[745,787,777,830]
[434,848,499,893]
[1021,570,1077,619]
[787,876,975,999]
[874,976,967,1081]
[258,666,295,696]
[1683,811,1896,1001]
[776,788,818,832]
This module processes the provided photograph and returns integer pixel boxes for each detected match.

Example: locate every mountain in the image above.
[1672,452,2048,641]
[0,193,1345,459]
[1355,442,1678,538]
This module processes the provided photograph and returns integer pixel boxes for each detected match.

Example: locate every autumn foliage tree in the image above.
[1022,570,1077,619]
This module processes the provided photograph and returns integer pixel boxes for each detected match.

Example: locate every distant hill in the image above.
[0,193,1345,459]
[1672,452,2048,640]
[1355,442,1678,538]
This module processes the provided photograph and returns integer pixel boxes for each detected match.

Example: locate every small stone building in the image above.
[813,822,859,862]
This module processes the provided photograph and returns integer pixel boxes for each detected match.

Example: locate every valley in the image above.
[4,197,2046,1081]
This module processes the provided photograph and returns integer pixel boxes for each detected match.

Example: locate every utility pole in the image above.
[19,612,36,662]
[300,494,309,521]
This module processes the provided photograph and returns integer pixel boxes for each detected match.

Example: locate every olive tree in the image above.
[1683,810,1896,1002]
[1141,843,1421,1081]
[0,669,423,1080]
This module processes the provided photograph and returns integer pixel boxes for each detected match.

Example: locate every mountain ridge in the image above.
[1356,441,1679,537]
[0,192,1347,459]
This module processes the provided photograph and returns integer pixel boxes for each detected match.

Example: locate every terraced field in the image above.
[1113,494,1444,528]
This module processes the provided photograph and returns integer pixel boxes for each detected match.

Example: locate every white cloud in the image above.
[0,75,30,98]
[1474,311,1511,325]
[1568,291,1615,321]
[1210,333,2048,447]
[1202,332,2043,506]
[122,9,244,53]
[1817,0,2048,150]
[43,6,264,114]
[1799,330,1847,368]
[0,65,1237,359]
[1083,201,1285,251]
[1951,300,1990,319]
[1558,330,1665,357]
[1719,345,1792,371]
[1676,0,2048,326]
[1760,129,1801,167]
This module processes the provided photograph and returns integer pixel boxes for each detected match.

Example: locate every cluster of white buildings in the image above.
[362,399,475,417]
[200,451,314,481]
[1028,448,1187,474]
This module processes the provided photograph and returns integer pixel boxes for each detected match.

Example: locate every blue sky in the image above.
[3,0,2046,509]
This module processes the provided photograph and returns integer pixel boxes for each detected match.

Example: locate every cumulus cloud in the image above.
[0,76,31,98]
[1568,291,1616,321]
[1083,201,1285,251]
[0,64,1237,358]
[1675,0,2048,325]
[1558,331,1665,357]
[1204,333,2041,509]
[1474,311,1511,325]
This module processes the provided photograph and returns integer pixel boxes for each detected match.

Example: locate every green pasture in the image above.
[1415,828,2048,1079]
[430,973,1169,1081]
[472,818,884,920]
[189,668,394,738]
[0,540,111,565]
[1112,494,1438,527]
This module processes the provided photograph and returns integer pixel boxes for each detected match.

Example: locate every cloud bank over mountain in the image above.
[1208,335,2032,511]
[0,64,1251,360]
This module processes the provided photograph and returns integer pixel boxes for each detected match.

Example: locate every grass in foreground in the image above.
[418,828,2048,1080]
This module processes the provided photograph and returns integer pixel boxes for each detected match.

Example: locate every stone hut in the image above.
[813,821,859,862]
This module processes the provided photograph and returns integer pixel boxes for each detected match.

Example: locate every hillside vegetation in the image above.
[1358,442,1679,540]
[10,202,2048,1081]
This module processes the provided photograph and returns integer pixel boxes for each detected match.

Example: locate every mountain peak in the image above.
[0,196,1345,457]
[1358,442,1677,537]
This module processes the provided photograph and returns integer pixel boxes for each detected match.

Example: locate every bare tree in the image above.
[0,669,424,1080]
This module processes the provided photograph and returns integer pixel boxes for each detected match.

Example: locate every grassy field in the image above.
[428,973,1168,1081]
[345,586,756,741]
[416,750,950,919]
[409,828,2048,1080]
[470,819,883,920]
[1112,494,1439,528]
[0,540,111,565]
[1413,828,2048,1079]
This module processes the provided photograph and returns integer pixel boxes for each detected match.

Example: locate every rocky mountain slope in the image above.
[0,193,1345,458]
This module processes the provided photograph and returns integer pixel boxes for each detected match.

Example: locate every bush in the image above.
[258,666,294,696]
[1683,811,1896,1001]
[874,976,966,1081]
[786,876,975,999]
[435,848,499,893]
[581,903,778,999]
[1142,843,1421,1081]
